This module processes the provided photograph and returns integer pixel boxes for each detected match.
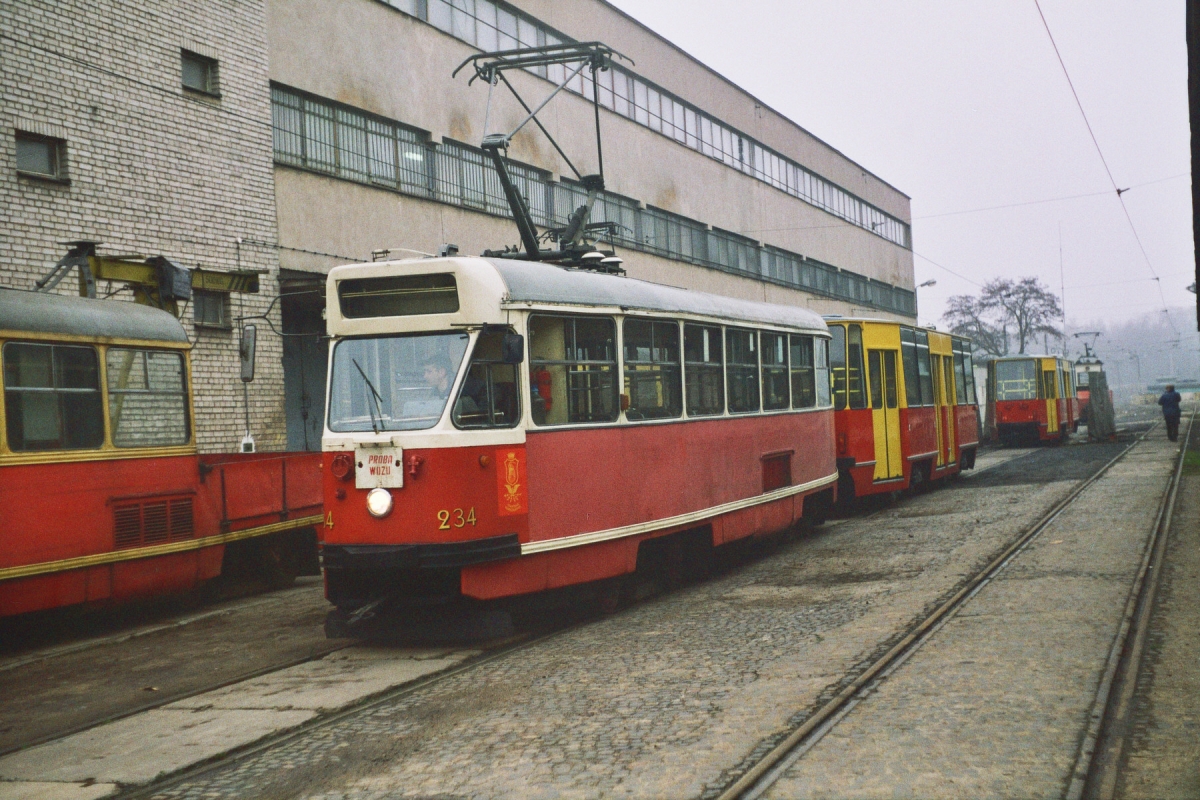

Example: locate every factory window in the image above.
[268,85,918,318]
[192,290,229,329]
[181,51,219,96]
[369,0,909,247]
[15,132,66,181]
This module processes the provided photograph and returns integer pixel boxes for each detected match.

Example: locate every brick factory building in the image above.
[2,0,916,453]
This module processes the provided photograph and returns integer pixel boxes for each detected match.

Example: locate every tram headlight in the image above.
[366,487,394,518]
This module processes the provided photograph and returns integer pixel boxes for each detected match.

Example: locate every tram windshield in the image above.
[994,359,1039,401]
[327,332,471,432]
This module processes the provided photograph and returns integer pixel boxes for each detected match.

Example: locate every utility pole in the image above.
[1059,222,1068,354]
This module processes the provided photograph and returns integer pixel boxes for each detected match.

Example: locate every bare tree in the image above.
[943,277,1062,355]
[943,294,1008,357]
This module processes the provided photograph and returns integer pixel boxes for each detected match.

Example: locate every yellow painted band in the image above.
[0,514,324,583]
[0,445,197,467]
[0,331,190,349]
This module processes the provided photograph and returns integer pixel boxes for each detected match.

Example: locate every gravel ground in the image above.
[763,427,1176,799]
[1116,421,1200,799]
[138,441,1133,800]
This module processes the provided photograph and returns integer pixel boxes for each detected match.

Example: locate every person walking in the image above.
[1158,384,1183,441]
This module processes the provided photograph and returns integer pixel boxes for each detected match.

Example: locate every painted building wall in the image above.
[265,0,916,313]
[1,0,288,452]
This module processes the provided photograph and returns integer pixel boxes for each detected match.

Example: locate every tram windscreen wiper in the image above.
[352,358,384,435]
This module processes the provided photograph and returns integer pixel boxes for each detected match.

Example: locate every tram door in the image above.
[942,355,957,464]
[1042,359,1059,434]
[931,355,946,467]
[868,349,902,481]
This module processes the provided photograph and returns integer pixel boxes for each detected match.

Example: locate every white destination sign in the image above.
[355,446,404,489]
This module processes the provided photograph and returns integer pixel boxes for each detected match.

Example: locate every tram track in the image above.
[711,423,1165,800]
[1069,409,1194,800]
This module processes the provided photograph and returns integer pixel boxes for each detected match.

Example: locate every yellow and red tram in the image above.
[0,288,322,617]
[825,318,979,501]
[319,257,838,623]
[988,355,1079,445]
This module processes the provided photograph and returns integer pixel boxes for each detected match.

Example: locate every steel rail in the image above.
[1067,408,1194,800]
[714,426,1156,800]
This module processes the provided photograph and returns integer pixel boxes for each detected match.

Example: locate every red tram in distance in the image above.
[0,289,322,617]
[988,355,1079,446]
[825,318,979,502]
[320,257,838,628]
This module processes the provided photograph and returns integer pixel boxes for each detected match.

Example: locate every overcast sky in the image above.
[606,0,1193,337]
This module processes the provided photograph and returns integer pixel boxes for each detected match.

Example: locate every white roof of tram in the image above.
[326,256,830,335]
[0,287,189,344]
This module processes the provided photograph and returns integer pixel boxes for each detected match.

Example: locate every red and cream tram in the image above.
[320,257,837,622]
[0,288,322,617]
[988,355,1079,445]
[825,318,979,501]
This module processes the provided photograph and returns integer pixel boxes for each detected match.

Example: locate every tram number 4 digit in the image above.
[437,507,477,530]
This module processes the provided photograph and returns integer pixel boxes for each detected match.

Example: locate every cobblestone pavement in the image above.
[138,442,1132,800]
[763,429,1178,799]
[1118,423,1200,799]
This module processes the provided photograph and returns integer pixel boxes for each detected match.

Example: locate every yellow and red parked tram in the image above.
[825,318,979,501]
[0,288,322,617]
[988,355,1079,445]
[319,257,838,625]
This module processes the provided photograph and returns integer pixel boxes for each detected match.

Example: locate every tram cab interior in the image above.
[988,355,1078,445]
[320,256,839,619]
[823,318,979,501]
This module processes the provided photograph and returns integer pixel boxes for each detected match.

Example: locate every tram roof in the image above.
[486,258,828,332]
[0,288,188,344]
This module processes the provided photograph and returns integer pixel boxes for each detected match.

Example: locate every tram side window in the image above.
[684,324,724,416]
[963,351,977,404]
[915,330,934,406]
[106,349,190,446]
[761,332,789,411]
[900,328,922,407]
[952,343,968,405]
[846,324,867,409]
[528,315,618,426]
[623,318,682,420]
[816,338,832,407]
[452,331,520,429]
[994,360,1039,401]
[789,334,815,408]
[830,325,847,409]
[1058,368,1068,400]
[726,328,760,413]
[942,356,956,407]
[3,343,104,451]
[1043,368,1058,400]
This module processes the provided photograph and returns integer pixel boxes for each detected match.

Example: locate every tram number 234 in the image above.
[437,507,478,530]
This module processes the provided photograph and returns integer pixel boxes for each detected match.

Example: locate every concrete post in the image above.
[1088,371,1117,441]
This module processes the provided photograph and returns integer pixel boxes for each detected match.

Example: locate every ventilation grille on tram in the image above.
[114,497,195,549]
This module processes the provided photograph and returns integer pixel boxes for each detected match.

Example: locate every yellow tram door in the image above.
[941,354,957,464]
[930,354,945,467]
[867,348,902,480]
[1042,358,1059,434]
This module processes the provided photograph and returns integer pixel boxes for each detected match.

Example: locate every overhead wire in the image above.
[1031,0,1177,333]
